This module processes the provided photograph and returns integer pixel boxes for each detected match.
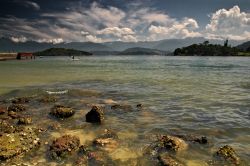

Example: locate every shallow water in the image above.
[0,56,250,165]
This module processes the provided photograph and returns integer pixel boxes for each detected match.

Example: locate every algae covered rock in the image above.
[93,129,119,152]
[12,97,30,104]
[49,135,80,160]
[158,153,184,166]
[215,145,240,165]
[0,128,40,161]
[0,120,16,135]
[158,135,188,152]
[175,134,208,144]
[17,117,32,125]
[86,106,104,123]
[7,104,26,112]
[50,105,75,118]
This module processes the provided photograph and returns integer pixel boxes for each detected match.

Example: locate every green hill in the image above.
[34,48,92,56]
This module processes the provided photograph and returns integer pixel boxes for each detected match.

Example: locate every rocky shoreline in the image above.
[0,92,244,165]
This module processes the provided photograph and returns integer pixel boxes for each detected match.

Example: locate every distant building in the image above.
[16,52,35,60]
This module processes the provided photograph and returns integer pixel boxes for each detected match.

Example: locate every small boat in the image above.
[71,56,80,61]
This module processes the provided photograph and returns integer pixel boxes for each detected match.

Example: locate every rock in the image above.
[158,153,184,166]
[111,104,133,112]
[145,135,188,156]
[7,104,26,112]
[93,129,119,152]
[0,106,6,115]
[17,117,32,125]
[85,106,104,123]
[215,145,240,165]
[136,104,143,109]
[8,111,20,119]
[39,95,57,103]
[0,120,16,135]
[50,105,75,118]
[175,134,208,144]
[49,135,80,160]
[12,97,30,104]
[159,135,188,152]
[0,128,40,161]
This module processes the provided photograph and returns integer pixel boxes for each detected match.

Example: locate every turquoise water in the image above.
[0,56,250,165]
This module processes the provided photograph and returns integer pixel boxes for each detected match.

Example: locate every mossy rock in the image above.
[50,105,75,118]
[17,117,32,125]
[12,97,30,104]
[7,104,26,112]
[0,120,16,134]
[216,145,240,165]
[158,135,188,152]
[39,95,57,103]
[49,135,80,160]
[0,128,40,161]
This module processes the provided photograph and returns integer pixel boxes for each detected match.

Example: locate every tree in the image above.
[224,39,229,47]
[203,41,209,46]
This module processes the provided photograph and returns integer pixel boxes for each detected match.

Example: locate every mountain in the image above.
[118,47,166,55]
[0,37,244,53]
[236,41,250,51]
[0,38,112,53]
[34,48,92,56]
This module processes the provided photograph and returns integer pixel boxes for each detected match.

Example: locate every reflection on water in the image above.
[0,56,250,165]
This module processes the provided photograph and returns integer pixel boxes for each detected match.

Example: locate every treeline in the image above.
[174,40,239,56]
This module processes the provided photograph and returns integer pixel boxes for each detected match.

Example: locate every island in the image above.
[118,47,166,55]
[173,40,241,56]
[34,48,92,56]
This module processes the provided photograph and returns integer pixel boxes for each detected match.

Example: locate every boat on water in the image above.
[71,56,80,61]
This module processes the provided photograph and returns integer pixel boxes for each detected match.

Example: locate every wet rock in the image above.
[0,120,15,135]
[111,104,133,112]
[215,145,240,165]
[85,106,104,123]
[158,153,184,166]
[49,135,80,160]
[39,95,57,103]
[93,129,119,152]
[8,111,20,119]
[175,134,208,144]
[47,122,61,130]
[0,106,6,115]
[7,104,26,112]
[17,117,32,125]
[50,105,75,118]
[0,128,40,161]
[145,135,188,156]
[136,103,143,109]
[12,97,30,104]
[158,135,188,152]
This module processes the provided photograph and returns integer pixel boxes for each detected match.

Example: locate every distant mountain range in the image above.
[0,37,246,54]
[118,47,166,55]
[236,41,250,51]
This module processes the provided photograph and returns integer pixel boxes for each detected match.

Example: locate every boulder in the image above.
[17,117,32,125]
[0,120,16,135]
[49,135,80,160]
[8,111,20,119]
[85,106,104,123]
[50,105,75,118]
[7,104,26,112]
[158,153,184,166]
[159,135,188,152]
[215,145,240,165]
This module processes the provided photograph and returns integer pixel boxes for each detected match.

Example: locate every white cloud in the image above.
[148,18,201,40]
[97,27,135,37]
[37,38,64,44]
[206,5,250,40]
[85,35,103,43]
[10,36,28,43]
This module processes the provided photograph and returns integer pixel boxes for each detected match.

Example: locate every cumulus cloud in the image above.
[148,18,201,40]
[206,6,250,40]
[37,38,64,44]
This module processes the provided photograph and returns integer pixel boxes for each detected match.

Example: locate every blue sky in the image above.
[0,0,250,43]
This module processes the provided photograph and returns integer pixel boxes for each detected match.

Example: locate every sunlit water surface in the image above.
[0,56,249,165]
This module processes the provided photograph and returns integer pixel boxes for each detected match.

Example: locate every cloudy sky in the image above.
[0,0,250,43]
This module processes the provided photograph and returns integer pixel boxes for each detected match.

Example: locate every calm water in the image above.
[0,56,250,165]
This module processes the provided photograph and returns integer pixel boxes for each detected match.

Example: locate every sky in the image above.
[0,0,250,43]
